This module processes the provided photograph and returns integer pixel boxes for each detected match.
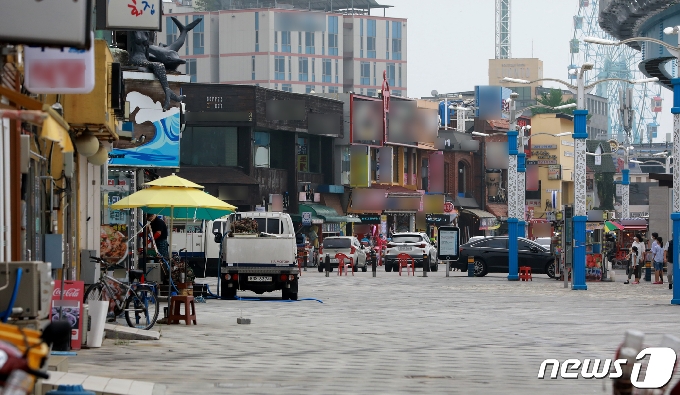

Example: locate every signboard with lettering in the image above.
[24,33,95,94]
[548,165,561,180]
[562,140,575,147]
[527,160,558,165]
[96,0,162,31]
[50,281,85,350]
[437,226,460,261]
[564,151,574,157]
[426,214,451,225]
[359,214,382,224]
[526,199,541,207]
[531,144,557,150]
[302,212,312,226]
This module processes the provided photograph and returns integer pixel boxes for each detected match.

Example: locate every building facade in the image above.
[162,0,407,96]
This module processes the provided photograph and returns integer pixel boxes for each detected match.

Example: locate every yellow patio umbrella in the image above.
[111,174,236,303]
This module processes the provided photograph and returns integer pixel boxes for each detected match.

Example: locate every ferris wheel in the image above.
[570,0,662,145]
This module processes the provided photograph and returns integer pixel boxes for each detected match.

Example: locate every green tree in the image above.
[595,172,615,211]
[194,0,230,11]
[530,88,576,117]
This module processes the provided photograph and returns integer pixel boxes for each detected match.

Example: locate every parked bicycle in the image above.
[83,256,159,330]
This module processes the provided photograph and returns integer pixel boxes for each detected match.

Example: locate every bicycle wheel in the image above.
[84,283,105,303]
[124,286,159,330]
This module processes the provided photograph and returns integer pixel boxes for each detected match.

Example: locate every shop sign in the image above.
[548,165,561,180]
[527,159,558,165]
[359,214,381,224]
[50,281,85,350]
[562,140,575,147]
[426,214,451,225]
[96,0,162,31]
[533,150,558,160]
[564,151,574,157]
[526,199,541,207]
[531,144,557,150]
[24,33,95,94]
[323,223,340,233]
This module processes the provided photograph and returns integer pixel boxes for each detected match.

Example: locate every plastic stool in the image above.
[519,266,532,281]
[168,295,197,325]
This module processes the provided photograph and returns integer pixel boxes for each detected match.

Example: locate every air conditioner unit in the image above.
[0,261,53,319]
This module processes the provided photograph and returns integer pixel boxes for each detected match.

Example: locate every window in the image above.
[251,56,255,80]
[274,31,278,52]
[329,86,338,93]
[298,31,302,53]
[487,238,508,249]
[335,59,339,83]
[282,84,292,92]
[421,157,428,191]
[373,62,376,86]
[312,58,316,82]
[367,89,376,97]
[386,20,390,58]
[322,59,332,83]
[253,131,270,167]
[341,146,350,184]
[288,56,292,80]
[166,17,178,47]
[510,87,531,101]
[387,63,395,87]
[360,62,370,85]
[186,59,197,82]
[393,90,402,97]
[392,21,402,60]
[281,31,291,52]
[404,149,410,177]
[306,85,315,93]
[180,127,237,166]
[299,57,309,81]
[360,19,364,58]
[322,32,325,55]
[393,149,399,182]
[255,12,259,52]
[275,56,285,80]
[367,19,376,58]
[191,15,205,55]
[305,32,315,54]
[328,16,339,56]
[398,64,402,87]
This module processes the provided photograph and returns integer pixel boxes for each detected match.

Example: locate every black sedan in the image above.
[451,236,556,278]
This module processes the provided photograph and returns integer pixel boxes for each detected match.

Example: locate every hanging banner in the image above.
[50,281,85,350]
[350,145,371,187]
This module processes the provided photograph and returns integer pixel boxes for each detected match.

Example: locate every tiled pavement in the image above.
[68,268,680,394]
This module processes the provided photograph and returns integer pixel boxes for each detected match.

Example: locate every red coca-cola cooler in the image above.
[49,280,85,350]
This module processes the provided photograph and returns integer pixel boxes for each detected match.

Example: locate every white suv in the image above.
[319,236,368,272]
[384,232,438,272]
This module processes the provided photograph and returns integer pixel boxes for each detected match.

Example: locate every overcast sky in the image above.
[383,0,673,144]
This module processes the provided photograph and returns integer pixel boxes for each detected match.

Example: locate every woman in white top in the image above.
[628,234,646,284]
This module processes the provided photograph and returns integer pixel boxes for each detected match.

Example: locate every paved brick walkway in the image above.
[69,268,680,394]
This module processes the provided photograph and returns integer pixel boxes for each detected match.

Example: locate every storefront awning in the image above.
[461,209,496,219]
[0,105,74,153]
[299,203,350,223]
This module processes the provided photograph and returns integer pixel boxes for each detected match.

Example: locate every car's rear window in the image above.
[323,238,351,249]
[392,235,423,243]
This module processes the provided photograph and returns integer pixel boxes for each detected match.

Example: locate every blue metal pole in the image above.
[508,130,519,281]
[671,77,680,304]
[572,109,588,290]
[517,152,526,239]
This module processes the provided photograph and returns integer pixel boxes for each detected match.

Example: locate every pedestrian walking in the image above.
[666,235,673,290]
[625,246,641,284]
[652,236,665,284]
[147,213,169,261]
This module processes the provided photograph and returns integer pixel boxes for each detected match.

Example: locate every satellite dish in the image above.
[431,90,439,97]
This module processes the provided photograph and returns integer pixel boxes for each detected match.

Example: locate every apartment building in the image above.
[162,0,407,96]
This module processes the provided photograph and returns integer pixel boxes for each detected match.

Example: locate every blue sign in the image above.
[475,86,503,120]
[302,212,312,226]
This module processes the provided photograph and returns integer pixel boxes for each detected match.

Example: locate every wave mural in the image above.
[108,91,181,168]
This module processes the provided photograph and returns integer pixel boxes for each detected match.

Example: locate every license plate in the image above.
[330,259,338,263]
[248,276,272,282]
[398,246,411,251]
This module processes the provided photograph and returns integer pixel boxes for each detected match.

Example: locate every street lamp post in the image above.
[502,72,657,291]
[585,32,679,303]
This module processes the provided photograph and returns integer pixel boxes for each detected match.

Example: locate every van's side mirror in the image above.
[213,228,222,243]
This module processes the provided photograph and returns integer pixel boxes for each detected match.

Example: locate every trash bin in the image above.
[86,301,108,348]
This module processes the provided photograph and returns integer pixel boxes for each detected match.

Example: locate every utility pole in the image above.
[620,88,633,219]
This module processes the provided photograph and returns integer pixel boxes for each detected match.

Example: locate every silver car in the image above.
[384,232,438,272]
[319,236,368,272]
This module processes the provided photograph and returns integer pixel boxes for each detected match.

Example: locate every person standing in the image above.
[147,213,169,261]
[666,235,674,290]
[625,246,640,284]
[631,234,646,284]
[308,226,319,249]
[652,236,665,284]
